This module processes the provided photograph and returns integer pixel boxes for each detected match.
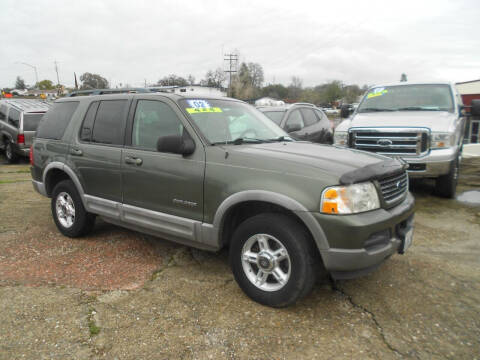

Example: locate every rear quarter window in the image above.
[36,101,79,140]
[0,105,7,121]
[23,113,45,131]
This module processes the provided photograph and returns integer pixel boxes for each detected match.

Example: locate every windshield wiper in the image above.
[396,106,441,111]
[266,136,294,142]
[358,107,396,112]
[212,138,265,145]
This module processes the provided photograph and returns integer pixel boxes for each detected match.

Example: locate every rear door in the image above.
[71,99,130,203]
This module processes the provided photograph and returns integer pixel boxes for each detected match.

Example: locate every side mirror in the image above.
[340,105,351,119]
[157,134,195,156]
[285,123,302,133]
[471,99,480,116]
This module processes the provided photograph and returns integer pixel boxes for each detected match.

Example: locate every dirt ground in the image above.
[0,154,479,360]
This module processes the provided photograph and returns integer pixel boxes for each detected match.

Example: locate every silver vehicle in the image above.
[334,82,466,198]
[0,99,51,163]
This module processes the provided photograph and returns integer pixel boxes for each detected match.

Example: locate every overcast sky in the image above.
[1,0,479,89]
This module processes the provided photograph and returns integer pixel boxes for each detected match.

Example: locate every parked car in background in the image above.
[334,82,467,198]
[31,93,415,307]
[257,103,333,144]
[0,99,51,163]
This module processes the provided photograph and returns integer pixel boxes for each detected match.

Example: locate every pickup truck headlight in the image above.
[320,182,380,214]
[333,131,348,146]
[431,132,455,149]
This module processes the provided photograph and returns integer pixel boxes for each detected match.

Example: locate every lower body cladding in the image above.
[316,193,415,280]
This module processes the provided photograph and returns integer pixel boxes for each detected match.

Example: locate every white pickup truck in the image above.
[334,82,467,198]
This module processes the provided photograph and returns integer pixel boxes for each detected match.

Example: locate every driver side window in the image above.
[286,110,304,131]
[132,100,183,151]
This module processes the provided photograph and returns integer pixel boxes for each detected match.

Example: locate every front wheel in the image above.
[229,213,318,307]
[435,157,459,198]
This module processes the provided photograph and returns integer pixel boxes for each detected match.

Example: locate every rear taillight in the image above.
[29,145,34,166]
[17,134,25,144]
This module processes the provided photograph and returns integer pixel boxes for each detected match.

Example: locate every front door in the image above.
[122,98,205,222]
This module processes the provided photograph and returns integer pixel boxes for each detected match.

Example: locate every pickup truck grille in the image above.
[378,171,408,204]
[349,128,429,156]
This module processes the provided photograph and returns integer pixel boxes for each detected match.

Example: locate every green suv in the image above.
[31,94,415,307]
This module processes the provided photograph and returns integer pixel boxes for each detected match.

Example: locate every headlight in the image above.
[431,132,455,149]
[334,131,348,146]
[320,182,380,214]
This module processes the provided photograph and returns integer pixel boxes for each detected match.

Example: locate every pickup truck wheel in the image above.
[435,157,459,198]
[230,213,317,307]
[51,180,95,237]
[5,142,18,163]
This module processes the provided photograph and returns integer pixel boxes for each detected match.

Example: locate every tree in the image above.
[157,74,188,87]
[261,84,288,99]
[287,76,303,100]
[202,68,226,88]
[36,80,55,90]
[187,74,196,85]
[15,76,26,90]
[247,62,264,89]
[80,72,109,89]
[324,80,343,104]
[400,73,408,82]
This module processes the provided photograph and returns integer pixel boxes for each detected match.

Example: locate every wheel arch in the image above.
[213,190,329,252]
[43,162,87,207]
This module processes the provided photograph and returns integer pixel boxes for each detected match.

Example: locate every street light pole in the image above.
[16,62,39,87]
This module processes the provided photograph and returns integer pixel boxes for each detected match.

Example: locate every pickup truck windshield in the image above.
[358,84,454,113]
[180,99,289,144]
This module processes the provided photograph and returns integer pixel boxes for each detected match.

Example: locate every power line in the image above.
[224,53,238,97]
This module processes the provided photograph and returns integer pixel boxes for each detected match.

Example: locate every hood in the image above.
[348,111,456,131]
[223,141,393,183]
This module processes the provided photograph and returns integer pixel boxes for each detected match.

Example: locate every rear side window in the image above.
[8,108,20,128]
[300,108,318,127]
[23,113,45,131]
[0,105,7,121]
[91,100,128,145]
[79,102,99,142]
[36,101,79,139]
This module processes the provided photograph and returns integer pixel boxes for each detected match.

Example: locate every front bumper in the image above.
[315,192,415,279]
[401,148,457,178]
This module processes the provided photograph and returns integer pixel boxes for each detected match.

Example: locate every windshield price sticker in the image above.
[186,107,223,114]
[187,100,211,108]
[367,87,388,99]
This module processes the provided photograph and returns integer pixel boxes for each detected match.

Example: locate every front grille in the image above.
[378,171,408,204]
[350,128,429,156]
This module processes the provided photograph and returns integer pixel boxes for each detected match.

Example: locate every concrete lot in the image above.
[0,154,479,359]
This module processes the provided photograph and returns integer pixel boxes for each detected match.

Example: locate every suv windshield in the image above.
[358,84,454,113]
[23,113,45,131]
[179,99,289,144]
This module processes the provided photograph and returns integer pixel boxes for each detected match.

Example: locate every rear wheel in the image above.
[435,157,459,198]
[230,213,318,307]
[5,142,18,163]
[51,180,95,237]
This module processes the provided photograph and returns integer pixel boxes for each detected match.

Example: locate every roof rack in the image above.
[66,88,154,97]
[0,99,52,112]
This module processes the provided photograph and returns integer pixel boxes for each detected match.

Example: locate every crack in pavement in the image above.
[330,279,413,359]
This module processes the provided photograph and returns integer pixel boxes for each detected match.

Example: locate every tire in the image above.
[51,180,95,237]
[5,142,19,163]
[435,157,459,198]
[229,213,318,307]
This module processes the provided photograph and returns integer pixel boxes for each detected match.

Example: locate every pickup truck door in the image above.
[121,98,205,222]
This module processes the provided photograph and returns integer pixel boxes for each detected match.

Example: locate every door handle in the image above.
[70,148,83,156]
[125,156,143,166]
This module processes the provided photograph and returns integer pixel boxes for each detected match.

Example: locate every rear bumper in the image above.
[32,180,47,197]
[316,193,415,279]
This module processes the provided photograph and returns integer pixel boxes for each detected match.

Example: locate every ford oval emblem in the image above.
[377,138,393,146]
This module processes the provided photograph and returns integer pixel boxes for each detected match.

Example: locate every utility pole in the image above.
[54,60,60,86]
[224,53,238,97]
[17,62,38,88]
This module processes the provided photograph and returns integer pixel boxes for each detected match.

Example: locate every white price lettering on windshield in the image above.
[187,100,211,108]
